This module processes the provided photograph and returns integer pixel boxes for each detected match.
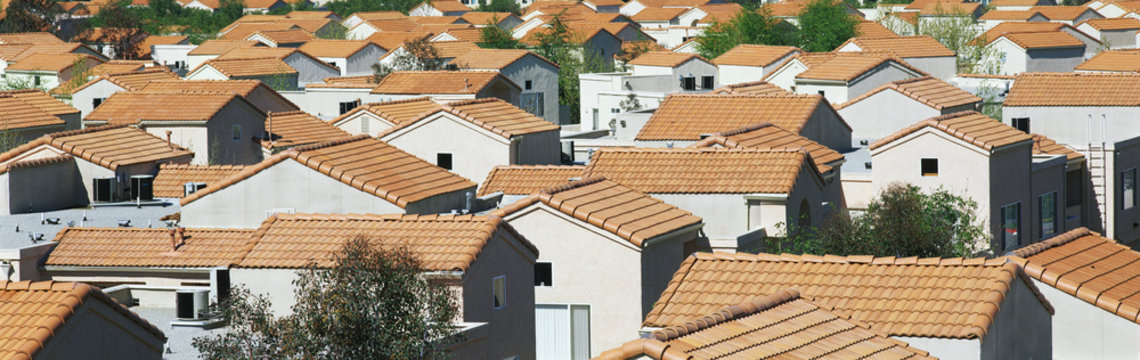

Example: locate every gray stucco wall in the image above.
[1113,141,1140,245]
[989,145,1034,252]
[1028,156,1067,242]
[1002,106,1137,145]
[799,102,853,152]
[976,276,1052,360]
[838,89,943,142]
[453,230,537,360]
[847,63,920,101]
[1034,278,1140,359]
[902,56,957,80]
[5,159,83,215]
[1025,47,1084,73]
[1101,29,1137,49]
[37,298,165,360]
[502,56,561,125]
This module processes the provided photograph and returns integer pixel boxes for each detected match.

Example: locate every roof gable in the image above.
[85,91,259,124]
[477,164,587,196]
[47,227,257,268]
[0,125,194,170]
[839,35,955,58]
[837,75,981,111]
[584,148,817,194]
[384,98,559,139]
[1005,72,1140,106]
[333,97,442,127]
[713,44,801,67]
[870,111,1032,152]
[710,81,791,96]
[690,122,845,173]
[264,110,351,149]
[636,94,830,141]
[371,71,517,94]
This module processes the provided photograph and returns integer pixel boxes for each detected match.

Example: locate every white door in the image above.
[535,304,590,360]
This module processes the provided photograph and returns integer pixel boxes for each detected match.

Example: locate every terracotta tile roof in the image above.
[495,176,702,246]
[89,68,180,92]
[5,89,78,116]
[794,52,918,82]
[297,39,371,58]
[763,0,809,17]
[367,31,433,50]
[153,163,247,198]
[975,21,1065,44]
[333,97,442,126]
[991,0,1045,6]
[627,51,709,67]
[1031,133,1083,160]
[371,71,514,94]
[435,28,483,42]
[0,43,33,61]
[0,281,165,359]
[635,94,834,141]
[837,76,981,110]
[180,135,476,208]
[889,11,921,25]
[323,75,379,84]
[1000,31,1084,49]
[631,6,688,21]
[263,110,351,149]
[0,32,63,43]
[364,18,422,32]
[477,164,586,196]
[423,39,480,58]
[424,0,470,12]
[276,18,336,33]
[7,53,99,72]
[415,23,476,34]
[520,23,617,46]
[689,122,844,173]
[979,9,1043,20]
[214,46,299,60]
[871,111,1032,152]
[409,16,465,25]
[236,213,531,271]
[0,92,66,130]
[584,148,813,194]
[1078,17,1140,30]
[840,35,955,58]
[88,61,144,75]
[1031,5,1095,21]
[85,91,254,125]
[220,23,297,40]
[0,125,194,170]
[918,2,980,15]
[285,10,336,18]
[381,98,558,139]
[0,153,74,175]
[450,49,559,70]
[459,12,514,25]
[710,81,791,96]
[187,40,259,56]
[197,57,297,77]
[1010,228,1140,324]
[856,20,899,38]
[1005,72,1140,106]
[47,227,257,267]
[643,252,1053,339]
[1075,49,1140,72]
[249,29,316,44]
[348,11,407,21]
[597,289,935,360]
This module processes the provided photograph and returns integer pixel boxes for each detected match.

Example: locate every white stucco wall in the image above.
[1034,278,1140,359]
[381,113,514,182]
[71,80,127,118]
[838,89,946,142]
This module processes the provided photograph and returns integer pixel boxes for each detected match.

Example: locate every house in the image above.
[346,19,423,39]
[340,10,406,30]
[1089,1,1140,18]
[4,53,103,90]
[856,20,900,38]
[836,76,981,142]
[84,91,267,165]
[584,0,624,12]
[1031,5,1103,25]
[377,98,561,182]
[184,40,259,71]
[763,0,861,25]
[1077,18,1140,49]
[0,89,81,143]
[178,135,477,228]
[0,125,194,212]
[710,80,791,96]
[630,7,688,29]
[712,44,801,86]
[991,0,1055,10]
[261,110,350,155]
[578,52,718,132]
[1076,49,1140,72]
[1003,72,1140,245]
[641,253,1054,360]
[870,111,1078,252]
[370,71,522,104]
[917,2,983,29]
[375,39,479,68]
[186,57,299,90]
[764,52,925,104]
[153,163,247,198]
[631,93,852,152]
[329,96,442,136]
[209,47,340,87]
[408,0,471,16]
[68,68,180,117]
[296,40,385,76]
[520,25,623,66]
[990,31,1087,75]
[451,49,562,124]
[431,28,485,42]
[1009,228,1140,359]
[219,23,300,41]
[596,289,935,360]
[978,10,1050,31]
[492,177,703,358]
[244,29,316,48]
[0,281,166,359]
[459,12,523,29]
[835,36,957,79]
[137,79,300,114]
[230,213,538,359]
[584,147,835,252]
[976,21,1102,59]
[477,164,586,204]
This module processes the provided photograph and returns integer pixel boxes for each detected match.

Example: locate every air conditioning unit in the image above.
[175,288,210,320]
[93,177,116,202]
[183,182,207,197]
[131,175,154,201]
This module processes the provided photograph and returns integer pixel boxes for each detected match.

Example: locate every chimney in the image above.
[165,131,173,149]
[171,227,185,251]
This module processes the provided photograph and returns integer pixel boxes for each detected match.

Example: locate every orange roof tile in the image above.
[0,281,165,359]
[409,15,466,25]
[249,29,316,44]
[59,67,178,96]
[7,53,100,72]
[1030,5,1095,21]
[713,44,801,67]
[627,51,709,67]
[372,70,514,94]
[856,20,899,38]
[285,10,336,18]
[87,62,144,75]
[5,89,78,116]
[840,35,954,58]
[86,91,255,125]
[477,164,586,196]
[991,0,1045,6]
[137,79,299,112]
[450,49,559,70]
[367,31,433,50]
[795,52,918,81]
[1078,17,1140,30]
[597,289,935,360]
[220,23,297,40]
[918,2,980,15]
[0,125,194,170]
[197,57,297,77]
[422,39,480,58]
[584,148,814,194]
[188,40,260,56]
[976,21,1066,44]
[495,176,702,246]
[347,10,407,21]
[1011,228,1140,324]
[47,227,257,267]
[635,94,833,141]
[710,81,791,96]
[1031,133,1083,160]
[297,39,372,58]
[263,110,351,149]
[236,213,532,271]
[0,32,63,43]
[631,7,688,21]
[979,9,1043,20]
[837,76,981,110]
[423,0,470,12]
[180,135,476,208]
[382,98,558,139]
[435,27,483,42]
[999,31,1084,49]
[276,18,336,33]
[0,91,67,130]
[870,111,1032,151]
[333,96,442,126]
[1005,72,1140,106]
[153,163,247,198]
[643,252,1052,339]
[459,12,515,25]
[363,18,422,32]
[690,122,844,173]
[1075,49,1140,72]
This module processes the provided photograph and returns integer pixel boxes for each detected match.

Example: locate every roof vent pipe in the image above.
[171,227,185,251]
[166,130,173,149]
[465,192,474,214]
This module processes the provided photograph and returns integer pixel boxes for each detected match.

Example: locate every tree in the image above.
[0,0,62,34]
[917,4,1001,74]
[325,0,420,18]
[478,18,523,49]
[84,1,147,60]
[796,0,859,52]
[770,183,987,258]
[475,0,520,14]
[372,37,446,80]
[618,93,641,112]
[532,11,615,123]
[193,235,461,359]
[694,8,795,59]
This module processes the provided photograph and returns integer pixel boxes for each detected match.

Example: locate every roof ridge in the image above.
[267,109,310,116]
[441,97,500,108]
[714,122,776,136]
[689,251,1003,266]
[651,289,801,341]
[890,75,935,86]
[289,134,371,152]
[45,123,131,139]
[1009,227,1095,258]
[539,175,607,195]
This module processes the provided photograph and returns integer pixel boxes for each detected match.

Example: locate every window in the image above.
[338,100,360,115]
[536,304,590,360]
[437,153,453,170]
[1012,117,1030,133]
[701,76,714,89]
[1067,170,1082,208]
[1040,192,1056,239]
[524,80,533,90]
[611,108,620,114]
[521,93,544,116]
[1123,168,1136,210]
[360,118,370,133]
[680,76,696,90]
[33,76,40,86]
[492,275,506,309]
[231,125,242,141]
[921,158,938,176]
[1002,203,1020,250]
[92,97,105,108]
[534,262,552,286]
[592,108,599,130]
[174,61,185,70]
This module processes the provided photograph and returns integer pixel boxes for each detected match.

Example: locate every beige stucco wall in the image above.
[838,88,945,142]
[37,297,166,360]
[381,113,514,183]
[1034,278,1140,359]
[140,100,265,165]
[71,79,127,118]
[332,110,397,137]
[3,158,84,215]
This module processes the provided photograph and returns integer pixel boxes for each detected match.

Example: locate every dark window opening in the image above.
[524,80,533,90]
[701,76,714,89]
[1012,117,1030,133]
[338,100,361,115]
[534,262,552,286]
[437,153,453,170]
[921,158,938,176]
[681,77,696,90]
[92,98,105,108]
